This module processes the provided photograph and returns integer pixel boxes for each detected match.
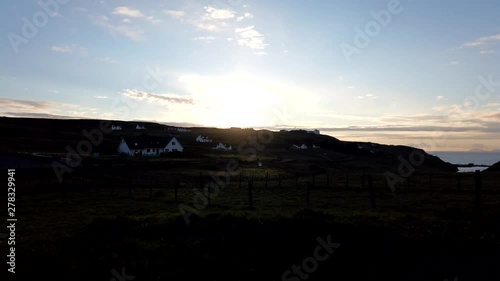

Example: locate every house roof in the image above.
[123,134,176,150]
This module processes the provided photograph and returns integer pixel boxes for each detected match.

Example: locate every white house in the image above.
[212,142,232,151]
[300,144,309,149]
[177,128,190,132]
[307,129,320,135]
[136,124,146,130]
[117,136,183,156]
[196,135,212,143]
[111,125,122,131]
[164,137,183,152]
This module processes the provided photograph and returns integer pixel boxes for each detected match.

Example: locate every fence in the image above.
[17,168,500,216]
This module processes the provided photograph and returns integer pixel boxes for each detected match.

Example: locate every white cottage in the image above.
[117,135,183,156]
[164,137,183,152]
[111,125,122,131]
[212,142,232,151]
[135,124,146,130]
[196,135,212,143]
[307,129,320,135]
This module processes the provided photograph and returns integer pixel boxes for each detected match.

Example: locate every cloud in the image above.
[2,112,84,119]
[121,89,194,104]
[166,6,236,32]
[193,36,217,43]
[50,44,88,55]
[461,33,500,48]
[204,6,235,20]
[317,125,486,132]
[94,95,109,99]
[237,12,253,21]
[164,10,185,19]
[165,6,256,35]
[436,96,445,101]
[0,98,54,112]
[235,26,267,50]
[480,50,496,55]
[357,94,378,99]
[112,6,160,23]
[450,61,459,65]
[0,98,97,118]
[164,6,267,51]
[112,6,143,18]
[91,14,145,41]
[97,57,118,64]
[191,6,237,31]
[195,22,218,32]
[51,45,72,53]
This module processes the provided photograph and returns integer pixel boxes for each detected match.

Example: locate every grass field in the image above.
[4,164,500,280]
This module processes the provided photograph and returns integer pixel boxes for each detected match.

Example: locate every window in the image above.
[147,149,150,153]
[172,141,176,145]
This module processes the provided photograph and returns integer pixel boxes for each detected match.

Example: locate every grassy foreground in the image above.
[7,177,500,281]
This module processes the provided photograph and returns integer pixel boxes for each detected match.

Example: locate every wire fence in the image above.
[17,168,500,216]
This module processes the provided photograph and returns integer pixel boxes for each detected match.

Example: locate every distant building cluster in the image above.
[279,129,320,135]
[196,135,213,143]
[212,143,232,151]
[110,124,194,133]
[289,144,320,150]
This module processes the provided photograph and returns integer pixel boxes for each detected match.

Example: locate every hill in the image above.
[486,160,500,172]
[0,117,457,172]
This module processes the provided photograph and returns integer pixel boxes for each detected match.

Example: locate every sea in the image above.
[429,151,500,173]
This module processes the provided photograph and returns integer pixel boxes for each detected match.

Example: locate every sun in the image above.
[192,75,283,128]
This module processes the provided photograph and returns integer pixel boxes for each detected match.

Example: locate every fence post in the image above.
[207,181,211,207]
[149,179,153,199]
[306,182,310,208]
[239,174,242,188]
[278,174,281,187]
[368,175,376,210]
[248,176,254,208]
[174,179,178,203]
[361,168,366,189]
[474,170,482,210]
[265,172,269,188]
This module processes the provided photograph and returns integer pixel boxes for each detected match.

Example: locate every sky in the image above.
[0,0,499,151]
